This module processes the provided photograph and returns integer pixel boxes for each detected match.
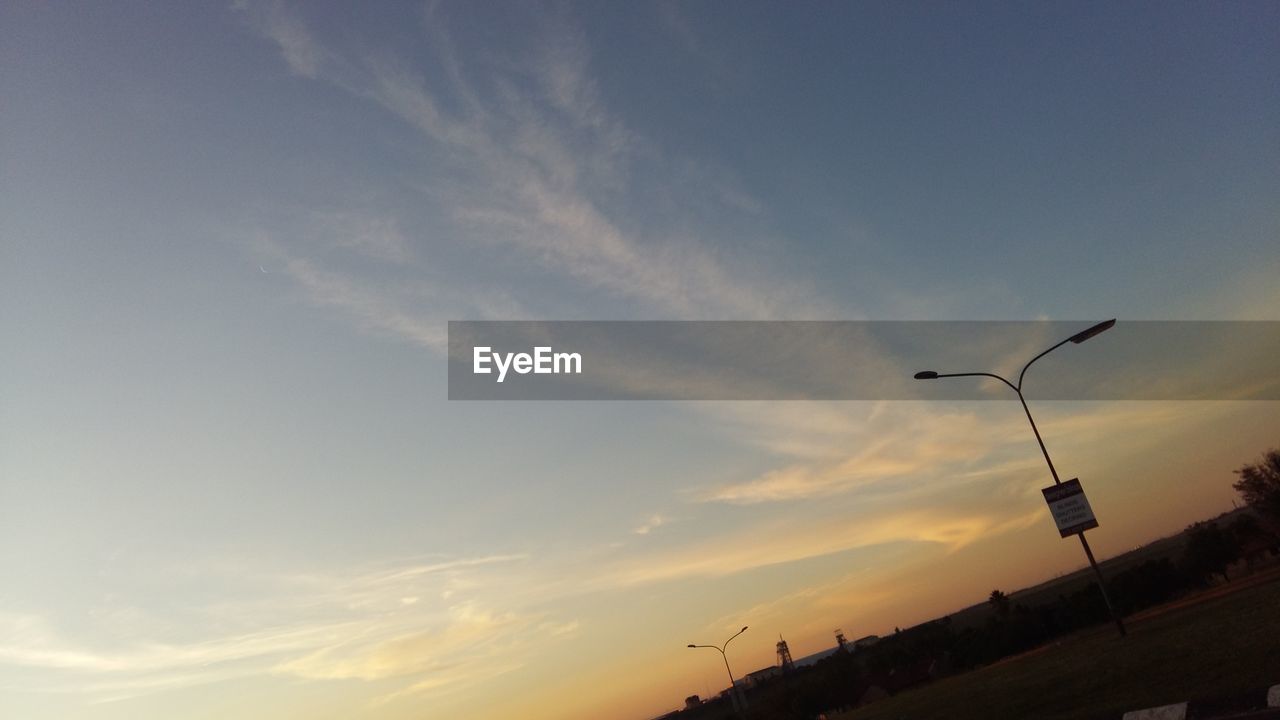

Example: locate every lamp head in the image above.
[914,371,939,380]
[687,644,696,648]
[1069,319,1115,344]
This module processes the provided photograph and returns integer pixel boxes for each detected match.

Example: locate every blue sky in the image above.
[2,3,1278,719]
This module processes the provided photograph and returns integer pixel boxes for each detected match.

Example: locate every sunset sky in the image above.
[2,3,1279,719]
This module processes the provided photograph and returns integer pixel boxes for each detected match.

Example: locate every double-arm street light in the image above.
[688,625,748,714]
[914,319,1127,638]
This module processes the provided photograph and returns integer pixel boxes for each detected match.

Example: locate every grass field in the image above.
[835,570,1280,720]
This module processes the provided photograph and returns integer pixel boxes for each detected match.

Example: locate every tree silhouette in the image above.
[1181,521,1239,584]
[988,589,1011,618]
[1233,447,1280,523]
[1228,513,1264,544]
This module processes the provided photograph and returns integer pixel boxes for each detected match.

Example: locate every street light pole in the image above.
[914,319,1127,638]
[688,626,749,716]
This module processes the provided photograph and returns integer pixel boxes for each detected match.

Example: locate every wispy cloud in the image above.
[267,242,447,351]
[0,553,571,706]
[633,514,671,535]
[259,3,323,78]
[606,506,1047,587]
[238,1,832,356]
[0,612,352,674]
[699,570,897,637]
[273,602,520,681]
[318,212,415,264]
[693,404,1003,504]
[690,399,1220,506]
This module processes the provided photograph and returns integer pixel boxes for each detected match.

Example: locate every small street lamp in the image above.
[688,625,749,715]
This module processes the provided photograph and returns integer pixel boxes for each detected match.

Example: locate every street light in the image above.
[688,626,749,715]
[914,319,1127,638]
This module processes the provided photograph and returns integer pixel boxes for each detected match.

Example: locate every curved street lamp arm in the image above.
[723,626,748,649]
[935,372,1018,393]
[1018,319,1116,391]
[1017,336,1074,391]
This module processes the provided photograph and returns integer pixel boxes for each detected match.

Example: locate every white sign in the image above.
[1041,478,1098,537]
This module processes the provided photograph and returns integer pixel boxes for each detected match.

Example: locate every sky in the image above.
[2,2,1279,719]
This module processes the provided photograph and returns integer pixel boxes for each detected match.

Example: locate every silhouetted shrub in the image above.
[1108,559,1186,614]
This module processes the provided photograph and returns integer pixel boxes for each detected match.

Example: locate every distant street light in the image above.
[688,626,749,715]
[914,319,1127,638]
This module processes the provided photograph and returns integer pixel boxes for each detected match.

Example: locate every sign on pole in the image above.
[1041,478,1098,537]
